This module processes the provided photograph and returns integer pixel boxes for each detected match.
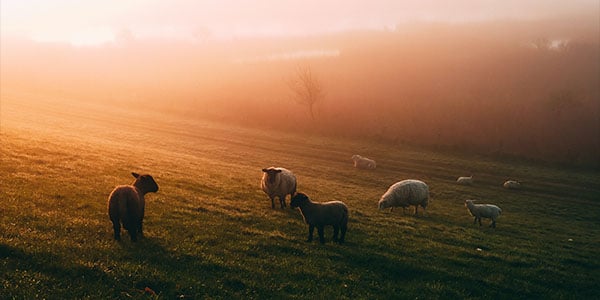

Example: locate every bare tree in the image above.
[287,65,325,120]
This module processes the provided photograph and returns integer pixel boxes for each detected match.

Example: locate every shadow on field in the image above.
[113,237,193,293]
[0,243,115,296]
[112,236,250,297]
[0,244,104,279]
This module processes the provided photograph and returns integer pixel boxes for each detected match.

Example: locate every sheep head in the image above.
[290,192,309,209]
[378,197,391,210]
[132,172,159,194]
[465,199,475,208]
[262,168,282,184]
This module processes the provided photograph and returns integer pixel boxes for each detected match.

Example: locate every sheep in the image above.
[351,154,376,170]
[261,167,297,209]
[464,199,502,228]
[290,192,348,244]
[378,179,429,216]
[456,175,473,185]
[503,180,521,189]
[107,172,158,242]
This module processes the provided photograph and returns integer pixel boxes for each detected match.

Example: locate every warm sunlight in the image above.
[31,28,116,47]
[2,0,598,44]
[0,1,599,298]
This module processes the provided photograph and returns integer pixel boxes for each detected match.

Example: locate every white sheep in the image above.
[351,154,376,170]
[261,167,297,209]
[107,172,159,241]
[456,176,473,185]
[503,180,521,189]
[465,199,502,228]
[378,179,430,216]
[290,192,348,244]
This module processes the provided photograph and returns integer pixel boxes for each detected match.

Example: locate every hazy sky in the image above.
[1,0,598,45]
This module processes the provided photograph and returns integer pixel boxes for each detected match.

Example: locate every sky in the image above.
[1,0,598,45]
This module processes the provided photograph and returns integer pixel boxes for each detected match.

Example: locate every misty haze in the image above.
[3,15,598,164]
[1,1,599,298]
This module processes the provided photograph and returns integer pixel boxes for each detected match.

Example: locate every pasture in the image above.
[1,90,599,299]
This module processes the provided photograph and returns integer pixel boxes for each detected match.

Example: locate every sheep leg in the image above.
[317,226,325,244]
[477,217,482,226]
[279,195,286,209]
[490,218,496,228]
[128,225,138,242]
[112,221,121,241]
[332,225,339,242]
[270,196,275,209]
[138,221,144,238]
[473,216,477,225]
[123,219,138,242]
[414,205,419,216]
[307,225,314,242]
[339,225,347,244]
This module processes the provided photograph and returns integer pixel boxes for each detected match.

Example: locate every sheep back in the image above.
[352,154,376,170]
[503,180,521,189]
[305,201,348,227]
[379,179,429,210]
[456,176,473,185]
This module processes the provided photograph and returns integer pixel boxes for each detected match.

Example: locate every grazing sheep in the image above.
[378,179,429,216]
[465,199,502,228]
[261,167,297,209]
[351,154,376,170]
[290,192,348,244]
[456,176,473,185]
[108,172,159,242]
[503,180,521,189]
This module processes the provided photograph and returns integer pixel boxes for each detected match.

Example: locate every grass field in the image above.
[1,90,599,299]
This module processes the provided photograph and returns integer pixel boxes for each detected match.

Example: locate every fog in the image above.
[1,13,599,166]
[2,0,597,43]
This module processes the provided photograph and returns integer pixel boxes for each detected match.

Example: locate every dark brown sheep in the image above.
[290,192,348,244]
[107,172,158,241]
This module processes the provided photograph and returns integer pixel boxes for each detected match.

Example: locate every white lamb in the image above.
[261,167,297,209]
[456,176,473,185]
[352,154,376,170]
[378,179,429,216]
[464,199,502,228]
[503,180,521,189]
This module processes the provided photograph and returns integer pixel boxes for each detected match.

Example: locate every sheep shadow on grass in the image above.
[0,244,117,297]
[112,236,246,297]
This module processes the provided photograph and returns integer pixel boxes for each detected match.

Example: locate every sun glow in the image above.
[2,0,597,46]
[31,28,116,47]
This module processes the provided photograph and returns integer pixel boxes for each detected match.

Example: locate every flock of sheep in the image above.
[107,155,520,243]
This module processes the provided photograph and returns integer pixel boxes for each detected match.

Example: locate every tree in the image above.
[287,65,325,120]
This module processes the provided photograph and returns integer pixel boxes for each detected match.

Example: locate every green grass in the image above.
[1,92,599,299]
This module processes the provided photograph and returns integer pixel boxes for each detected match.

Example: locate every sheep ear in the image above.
[132,172,140,178]
[261,168,268,172]
[275,169,282,173]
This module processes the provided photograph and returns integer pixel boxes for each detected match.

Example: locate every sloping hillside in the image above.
[1,90,599,298]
